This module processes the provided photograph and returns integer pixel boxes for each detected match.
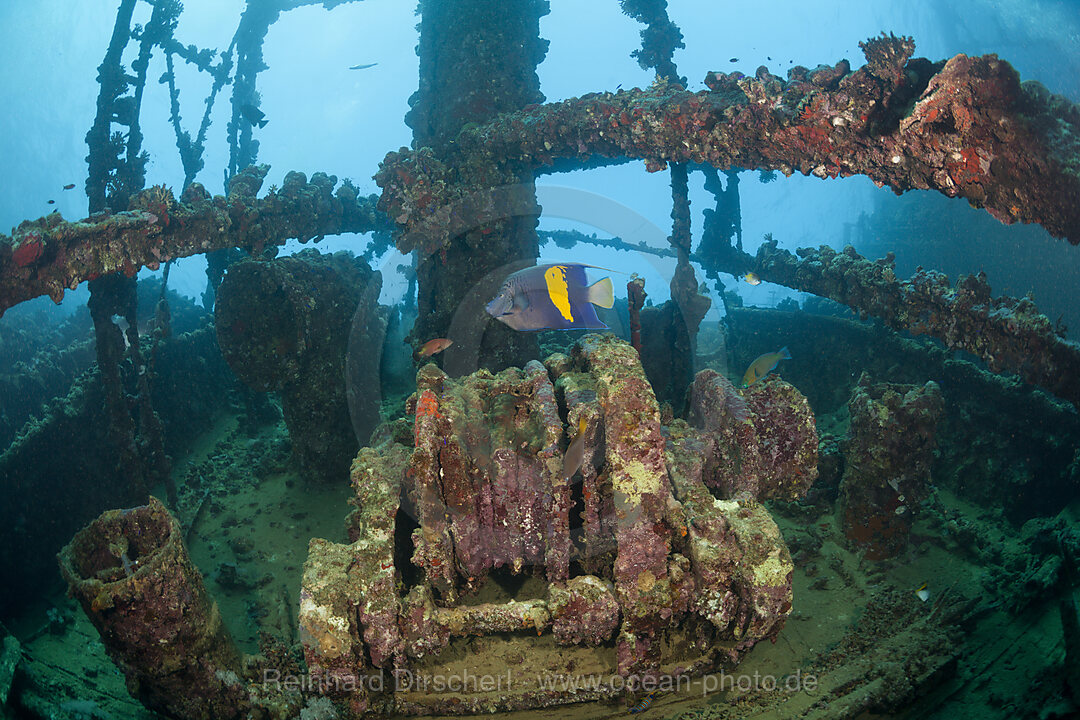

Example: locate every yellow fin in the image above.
[544,266,575,322]
[587,277,614,309]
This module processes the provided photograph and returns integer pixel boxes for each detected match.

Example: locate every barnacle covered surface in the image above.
[839,375,944,558]
[751,239,1080,409]
[291,335,812,714]
[0,166,388,315]
[3,1,1078,717]
[378,35,1080,246]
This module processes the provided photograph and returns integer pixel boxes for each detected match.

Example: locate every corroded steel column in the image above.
[405,0,550,371]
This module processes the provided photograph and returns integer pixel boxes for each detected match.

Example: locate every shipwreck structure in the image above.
[296,335,816,714]
[0,0,1076,718]
[57,335,816,716]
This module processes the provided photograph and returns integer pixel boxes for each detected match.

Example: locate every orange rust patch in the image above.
[415,389,443,443]
[946,147,985,185]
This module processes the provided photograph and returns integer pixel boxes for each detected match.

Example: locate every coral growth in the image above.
[58,497,249,719]
[688,369,819,501]
[388,0,549,369]
[378,39,1080,245]
[753,240,1080,410]
[11,231,44,268]
[130,184,178,228]
[839,374,944,558]
[620,0,686,84]
[0,165,389,316]
[859,32,916,85]
[297,335,815,715]
[215,249,384,483]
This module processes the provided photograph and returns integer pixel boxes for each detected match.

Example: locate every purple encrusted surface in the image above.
[297,335,809,715]
[689,370,818,501]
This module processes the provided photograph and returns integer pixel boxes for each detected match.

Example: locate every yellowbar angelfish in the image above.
[742,346,791,386]
[486,263,614,331]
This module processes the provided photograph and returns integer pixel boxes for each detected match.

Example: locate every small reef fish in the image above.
[915,582,930,602]
[485,263,614,331]
[47,199,55,204]
[628,692,657,714]
[743,272,761,285]
[742,346,791,386]
[729,57,739,63]
[63,183,75,190]
[415,337,453,360]
[240,103,268,128]
[562,415,588,481]
[349,62,378,70]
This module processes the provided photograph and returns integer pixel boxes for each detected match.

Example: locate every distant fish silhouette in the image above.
[240,103,268,128]
[63,183,75,190]
[349,62,378,70]
[729,57,739,63]
[47,199,55,204]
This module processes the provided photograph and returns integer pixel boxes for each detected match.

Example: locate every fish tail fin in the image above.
[778,346,792,360]
[258,119,269,129]
[587,277,614,309]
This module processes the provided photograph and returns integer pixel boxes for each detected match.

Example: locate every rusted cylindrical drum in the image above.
[58,497,248,720]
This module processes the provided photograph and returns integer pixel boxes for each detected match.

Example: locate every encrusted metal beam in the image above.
[0,166,389,316]
[751,239,1080,410]
[379,35,1080,246]
[540,227,1080,409]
